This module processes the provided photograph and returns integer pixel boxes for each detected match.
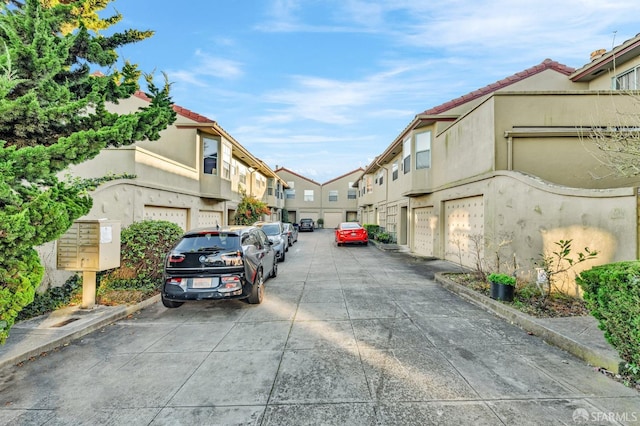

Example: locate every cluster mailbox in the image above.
[57,220,121,308]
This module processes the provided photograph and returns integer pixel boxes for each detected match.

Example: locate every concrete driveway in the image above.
[0,230,638,425]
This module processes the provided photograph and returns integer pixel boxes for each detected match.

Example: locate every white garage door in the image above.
[443,196,484,268]
[413,207,436,257]
[144,206,189,231]
[323,212,342,229]
[198,210,223,228]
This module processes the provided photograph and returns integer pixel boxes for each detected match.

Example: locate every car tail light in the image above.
[168,253,185,264]
[219,276,242,293]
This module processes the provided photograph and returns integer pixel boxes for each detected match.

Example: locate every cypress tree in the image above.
[0,0,176,343]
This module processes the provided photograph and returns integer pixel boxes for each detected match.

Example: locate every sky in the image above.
[106,0,639,184]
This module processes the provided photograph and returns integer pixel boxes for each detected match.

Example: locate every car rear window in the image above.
[260,224,281,236]
[341,223,360,230]
[174,233,240,252]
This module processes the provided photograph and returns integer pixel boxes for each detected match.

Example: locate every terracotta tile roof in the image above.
[274,167,322,186]
[133,91,213,123]
[421,59,575,115]
[322,167,365,185]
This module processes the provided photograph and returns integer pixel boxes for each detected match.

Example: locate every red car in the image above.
[335,222,368,246]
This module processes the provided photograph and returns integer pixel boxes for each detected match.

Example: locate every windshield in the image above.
[260,224,281,236]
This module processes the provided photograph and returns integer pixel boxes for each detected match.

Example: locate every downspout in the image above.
[507,135,513,171]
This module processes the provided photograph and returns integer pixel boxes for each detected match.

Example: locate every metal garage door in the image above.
[323,212,342,229]
[443,196,484,268]
[413,207,436,257]
[198,210,223,228]
[144,206,189,231]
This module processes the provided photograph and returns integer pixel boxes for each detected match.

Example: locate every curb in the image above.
[0,295,160,370]
[434,272,624,374]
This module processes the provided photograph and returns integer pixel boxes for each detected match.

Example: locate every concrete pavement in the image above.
[0,230,637,425]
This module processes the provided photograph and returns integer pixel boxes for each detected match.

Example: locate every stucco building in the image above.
[275,167,362,229]
[353,34,640,292]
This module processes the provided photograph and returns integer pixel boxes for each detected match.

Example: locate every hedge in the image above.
[576,261,640,377]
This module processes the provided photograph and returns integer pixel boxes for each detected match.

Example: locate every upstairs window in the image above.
[328,190,338,202]
[285,189,295,199]
[402,135,411,174]
[415,131,431,169]
[222,143,231,180]
[392,161,398,180]
[614,66,639,90]
[304,190,314,202]
[347,182,356,199]
[203,137,218,175]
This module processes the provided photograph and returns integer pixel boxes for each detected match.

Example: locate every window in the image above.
[304,190,314,202]
[402,135,411,174]
[366,176,373,194]
[328,190,338,202]
[238,163,247,184]
[285,189,295,199]
[222,143,231,179]
[377,170,384,185]
[415,131,431,169]
[347,182,356,199]
[203,137,218,175]
[614,66,639,90]
[392,161,398,180]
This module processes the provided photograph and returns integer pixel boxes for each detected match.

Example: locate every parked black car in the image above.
[299,218,315,232]
[161,226,277,308]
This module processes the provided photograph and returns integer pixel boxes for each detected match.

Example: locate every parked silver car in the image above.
[283,222,298,247]
[254,221,287,262]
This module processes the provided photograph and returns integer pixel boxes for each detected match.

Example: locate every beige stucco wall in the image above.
[493,93,640,189]
[411,171,637,294]
[276,170,322,221]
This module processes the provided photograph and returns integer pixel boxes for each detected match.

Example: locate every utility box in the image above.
[56,220,121,309]
[57,220,121,272]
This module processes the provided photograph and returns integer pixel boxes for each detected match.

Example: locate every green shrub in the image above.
[487,273,516,286]
[576,261,640,378]
[16,275,82,321]
[363,224,380,237]
[98,220,184,302]
[376,232,392,243]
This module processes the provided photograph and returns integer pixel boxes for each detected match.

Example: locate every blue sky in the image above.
[108,0,638,183]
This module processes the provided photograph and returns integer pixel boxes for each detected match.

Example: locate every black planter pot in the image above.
[490,281,515,302]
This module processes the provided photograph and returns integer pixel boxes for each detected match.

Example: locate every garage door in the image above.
[413,207,436,257]
[323,212,342,229]
[144,206,189,231]
[443,196,484,268]
[198,210,223,228]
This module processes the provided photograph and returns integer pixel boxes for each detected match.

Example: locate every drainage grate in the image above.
[51,318,80,328]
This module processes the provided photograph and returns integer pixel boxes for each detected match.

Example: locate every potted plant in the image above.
[317,218,324,229]
[488,273,516,302]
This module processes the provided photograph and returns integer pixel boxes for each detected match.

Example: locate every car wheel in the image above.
[247,270,264,304]
[161,294,183,309]
[270,258,278,278]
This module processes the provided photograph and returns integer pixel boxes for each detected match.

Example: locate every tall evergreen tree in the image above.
[0,0,176,343]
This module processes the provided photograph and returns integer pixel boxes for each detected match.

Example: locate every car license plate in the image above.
[351,232,357,236]
[192,277,215,288]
